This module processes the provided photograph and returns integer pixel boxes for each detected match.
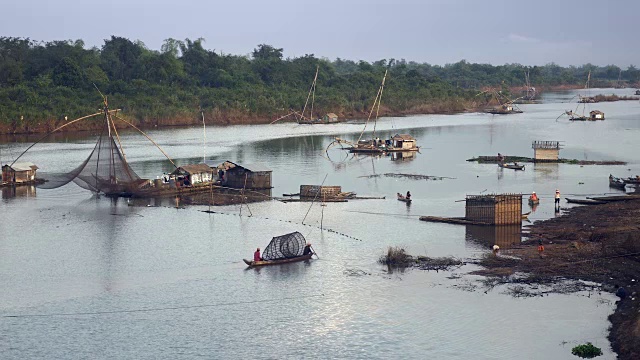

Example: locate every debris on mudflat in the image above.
[379,246,463,271]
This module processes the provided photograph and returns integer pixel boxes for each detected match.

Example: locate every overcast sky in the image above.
[2,0,638,67]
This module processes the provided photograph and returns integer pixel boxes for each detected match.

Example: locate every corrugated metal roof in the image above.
[6,162,38,172]
[392,134,415,141]
[238,163,272,172]
[177,164,212,174]
[224,161,272,173]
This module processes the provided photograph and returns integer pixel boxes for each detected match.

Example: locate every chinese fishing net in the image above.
[36,120,143,194]
[261,231,307,261]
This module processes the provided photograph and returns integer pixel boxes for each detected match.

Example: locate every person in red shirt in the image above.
[254,248,262,262]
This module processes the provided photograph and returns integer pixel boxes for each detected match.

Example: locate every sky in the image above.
[2,0,638,67]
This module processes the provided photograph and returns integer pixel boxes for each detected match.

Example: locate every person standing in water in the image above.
[554,189,561,208]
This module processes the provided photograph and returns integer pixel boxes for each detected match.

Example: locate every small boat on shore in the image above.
[609,174,627,190]
[499,162,525,170]
[565,198,607,205]
[244,231,314,268]
[397,193,412,203]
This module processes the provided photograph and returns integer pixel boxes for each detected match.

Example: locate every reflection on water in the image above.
[1,89,634,359]
[1,185,36,199]
[466,224,522,249]
[390,151,416,162]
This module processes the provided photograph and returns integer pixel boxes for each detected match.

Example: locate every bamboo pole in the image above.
[112,114,177,168]
[10,111,110,166]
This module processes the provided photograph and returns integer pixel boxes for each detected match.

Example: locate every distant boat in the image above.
[397,193,412,203]
[569,71,604,121]
[243,231,314,267]
[498,162,525,170]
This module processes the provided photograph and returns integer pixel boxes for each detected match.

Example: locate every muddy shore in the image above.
[0,101,483,135]
[476,194,640,359]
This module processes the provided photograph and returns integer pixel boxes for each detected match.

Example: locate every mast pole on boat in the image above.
[372,69,388,139]
[202,109,206,163]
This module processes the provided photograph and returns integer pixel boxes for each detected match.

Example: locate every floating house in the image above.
[589,110,605,120]
[2,162,39,185]
[170,164,213,186]
[532,141,561,162]
[465,193,522,225]
[220,161,272,189]
[323,113,339,123]
[391,134,417,150]
[300,185,342,198]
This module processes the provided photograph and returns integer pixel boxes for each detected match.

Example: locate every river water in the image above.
[2,88,637,359]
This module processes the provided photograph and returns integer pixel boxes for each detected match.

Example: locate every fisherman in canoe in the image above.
[529,191,538,202]
[406,191,411,200]
[254,247,262,262]
[303,243,314,256]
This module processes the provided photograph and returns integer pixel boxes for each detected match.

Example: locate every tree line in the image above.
[1,36,638,127]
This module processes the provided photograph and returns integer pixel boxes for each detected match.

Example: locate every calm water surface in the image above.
[2,88,638,359]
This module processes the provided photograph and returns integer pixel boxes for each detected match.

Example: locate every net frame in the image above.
[262,231,307,261]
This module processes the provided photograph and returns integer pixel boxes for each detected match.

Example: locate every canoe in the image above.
[397,194,412,203]
[609,175,627,190]
[498,163,525,170]
[243,254,313,267]
[528,198,540,206]
[565,198,606,205]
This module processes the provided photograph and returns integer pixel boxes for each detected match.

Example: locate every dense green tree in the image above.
[0,36,636,127]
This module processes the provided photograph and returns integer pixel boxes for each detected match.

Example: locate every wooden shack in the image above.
[532,141,561,162]
[323,113,339,123]
[300,185,341,198]
[171,164,213,185]
[589,110,605,120]
[391,134,417,150]
[2,162,38,184]
[221,161,272,189]
[465,193,522,225]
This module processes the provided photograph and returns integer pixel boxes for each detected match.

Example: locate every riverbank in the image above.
[0,100,483,135]
[476,196,640,359]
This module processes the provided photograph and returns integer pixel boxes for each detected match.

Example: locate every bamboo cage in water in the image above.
[465,193,522,225]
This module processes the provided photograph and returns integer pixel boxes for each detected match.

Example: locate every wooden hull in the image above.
[499,163,525,170]
[565,198,606,205]
[528,199,539,205]
[609,177,627,190]
[397,196,412,203]
[243,254,312,267]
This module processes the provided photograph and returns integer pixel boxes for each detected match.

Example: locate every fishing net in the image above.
[37,122,143,194]
[262,231,307,261]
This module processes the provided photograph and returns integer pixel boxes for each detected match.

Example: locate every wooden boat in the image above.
[609,175,627,190]
[498,162,525,170]
[565,198,606,205]
[243,254,312,267]
[245,231,314,267]
[397,193,412,203]
[622,176,640,185]
[528,198,539,206]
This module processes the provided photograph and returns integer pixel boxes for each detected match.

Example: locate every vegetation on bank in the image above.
[1,36,639,133]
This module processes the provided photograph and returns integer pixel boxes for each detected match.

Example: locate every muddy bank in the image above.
[476,197,640,359]
[0,101,483,135]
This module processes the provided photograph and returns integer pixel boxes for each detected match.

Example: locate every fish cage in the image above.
[465,193,522,225]
[300,185,342,198]
[532,141,561,162]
